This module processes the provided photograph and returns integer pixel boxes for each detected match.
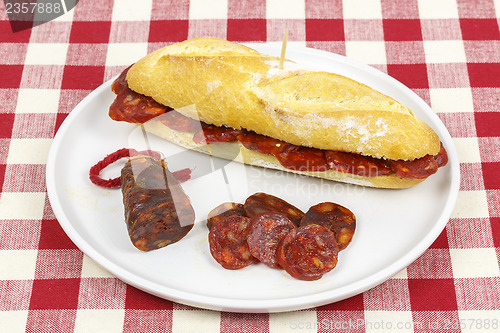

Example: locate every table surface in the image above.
[1,0,499,332]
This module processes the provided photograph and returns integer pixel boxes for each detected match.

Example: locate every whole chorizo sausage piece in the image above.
[208,215,258,270]
[121,155,195,251]
[276,224,339,281]
[246,213,297,269]
[206,202,245,230]
[300,202,356,251]
[244,192,304,227]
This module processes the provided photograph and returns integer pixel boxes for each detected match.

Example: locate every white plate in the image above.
[46,44,460,313]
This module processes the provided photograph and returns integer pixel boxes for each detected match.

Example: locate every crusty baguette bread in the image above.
[143,117,425,189]
[127,37,440,161]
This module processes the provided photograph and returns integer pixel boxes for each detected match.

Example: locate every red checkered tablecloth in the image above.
[1,0,499,332]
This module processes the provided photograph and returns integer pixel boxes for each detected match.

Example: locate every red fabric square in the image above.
[482,162,500,189]
[0,65,23,88]
[0,114,15,138]
[125,285,173,310]
[475,112,500,137]
[306,19,344,41]
[227,19,267,41]
[0,21,31,42]
[317,293,364,311]
[468,63,500,88]
[429,229,449,248]
[383,19,422,41]
[149,20,189,42]
[61,66,105,90]
[55,113,69,134]
[0,163,5,192]
[491,218,500,247]
[69,21,111,43]
[38,219,77,250]
[387,64,429,89]
[29,278,80,309]
[408,278,457,311]
[460,19,500,40]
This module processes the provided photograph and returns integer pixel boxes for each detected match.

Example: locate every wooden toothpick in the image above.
[279,28,288,69]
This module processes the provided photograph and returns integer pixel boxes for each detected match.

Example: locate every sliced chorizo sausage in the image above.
[276,224,339,281]
[388,155,438,179]
[208,216,258,270]
[325,151,391,177]
[206,202,245,230]
[300,202,356,251]
[244,192,304,227]
[247,213,297,268]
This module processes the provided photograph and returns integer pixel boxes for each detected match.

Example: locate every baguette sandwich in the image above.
[109,37,448,189]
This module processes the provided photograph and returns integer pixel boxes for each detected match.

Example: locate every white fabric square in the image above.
[345,41,387,65]
[105,43,148,67]
[424,40,466,63]
[451,191,489,219]
[7,138,52,164]
[74,309,125,333]
[24,43,68,65]
[343,0,382,19]
[452,137,481,163]
[269,310,317,332]
[112,0,153,21]
[364,311,415,333]
[0,192,46,220]
[189,0,228,19]
[429,88,474,113]
[451,248,500,278]
[15,89,60,114]
[0,250,37,280]
[81,255,115,278]
[418,0,459,19]
[172,310,221,332]
[459,310,500,333]
[267,0,305,19]
[391,268,408,279]
[0,311,28,333]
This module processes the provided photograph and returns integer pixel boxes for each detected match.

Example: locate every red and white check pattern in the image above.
[1,0,500,331]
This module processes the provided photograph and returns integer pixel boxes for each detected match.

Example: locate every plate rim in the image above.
[46,43,460,313]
